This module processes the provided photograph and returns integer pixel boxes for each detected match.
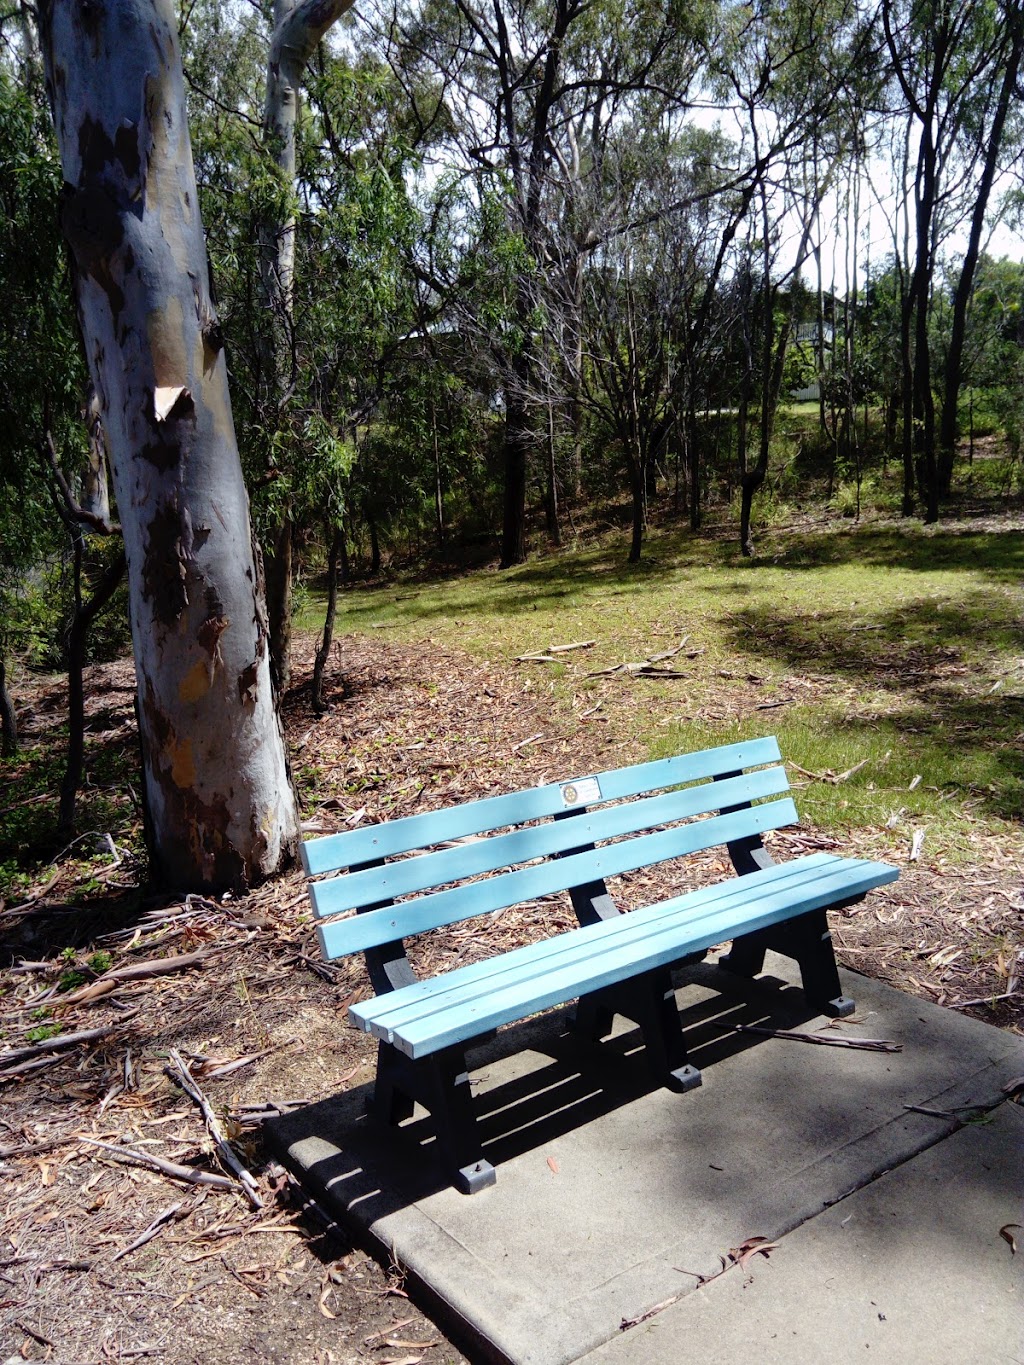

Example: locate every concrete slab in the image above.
[268,956,1024,1365]
[585,1101,1024,1365]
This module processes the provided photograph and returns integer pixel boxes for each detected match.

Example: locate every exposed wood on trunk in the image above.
[81,385,111,524]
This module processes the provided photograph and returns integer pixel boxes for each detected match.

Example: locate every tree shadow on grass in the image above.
[762,524,1024,581]
[337,522,1024,630]
[723,590,1020,692]
[721,593,1024,824]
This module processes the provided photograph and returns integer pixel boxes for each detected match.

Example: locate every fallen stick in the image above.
[167,1049,263,1209]
[514,639,597,661]
[0,1134,82,1160]
[79,1137,238,1192]
[512,732,543,751]
[787,758,869,785]
[0,1012,138,1068]
[735,1024,902,1052]
[57,949,220,1006]
[112,1200,187,1262]
[546,639,596,653]
[948,989,1021,1010]
[586,638,701,679]
[181,1038,299,1081]
[0,1054,69,1082]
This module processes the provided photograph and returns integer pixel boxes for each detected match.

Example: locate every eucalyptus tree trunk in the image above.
[0,659,16,759]
[938,6,1024,494]
[261,0,356,692]
[311,524,342,715]
[40,0,298,890]
[82,385,111,525]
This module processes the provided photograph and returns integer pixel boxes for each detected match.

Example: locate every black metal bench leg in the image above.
[567,996,616,1041]
[640,970,702,1093]
[788,910,856,1018]
[719,915,855,1018]
[423,1049,496,1195]
[718,935,767,979]
[576,971,701,1094]
[368,1040,416,1126]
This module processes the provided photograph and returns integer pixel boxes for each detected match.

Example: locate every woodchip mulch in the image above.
[0,631,1021,1363]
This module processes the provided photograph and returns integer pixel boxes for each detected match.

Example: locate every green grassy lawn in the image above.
[297,515,1024,859]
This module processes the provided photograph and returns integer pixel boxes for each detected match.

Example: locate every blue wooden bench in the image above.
[301,737,898,1194]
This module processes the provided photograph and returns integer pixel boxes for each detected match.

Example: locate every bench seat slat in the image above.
[309,766,790,920]
[356,852,840,1033]
[301,736,783,875]
[317,797,799,959]
[350,854,899,1058]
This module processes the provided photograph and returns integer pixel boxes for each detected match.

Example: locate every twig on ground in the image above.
[586,638,702,679]
[512,733,544,751]
[787,758,869,785]
[166,1049,263,1209]
[515,640,596,662]
[56,949,221,1006]
[949,989,1021,1010]
[14,1321,55,1349]
[735,1024,902,1052]
[181,1038,300,1081]
[79,1137,239,1192]
[620,1291,684,1330]
[0,1013,138,1069]
[112,1200,191,1262]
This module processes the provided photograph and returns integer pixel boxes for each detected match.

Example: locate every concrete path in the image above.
[268,955,1024,1364]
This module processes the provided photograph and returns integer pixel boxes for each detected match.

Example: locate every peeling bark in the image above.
[40,0,298,890]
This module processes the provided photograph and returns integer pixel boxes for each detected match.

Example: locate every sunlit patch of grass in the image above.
[651,705,1021,857]
[300,516,1024,859]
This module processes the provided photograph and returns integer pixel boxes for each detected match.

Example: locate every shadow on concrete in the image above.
[269,965,856,1216]
[268,956,1024,1365]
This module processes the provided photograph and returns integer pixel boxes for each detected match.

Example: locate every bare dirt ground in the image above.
[1,631,1021,1364]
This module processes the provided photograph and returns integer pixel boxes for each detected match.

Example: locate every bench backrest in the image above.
[303,736,794,962]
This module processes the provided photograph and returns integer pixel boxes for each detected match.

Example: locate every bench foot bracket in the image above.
[666,1063,702,1093]
[824,994,856,1018]
[454,1158,497,1195]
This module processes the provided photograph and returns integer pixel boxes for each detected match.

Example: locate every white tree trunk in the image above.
[262,0,356,315]
[40,0,299,889]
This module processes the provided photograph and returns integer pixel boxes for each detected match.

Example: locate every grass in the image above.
[297,512,1024,859]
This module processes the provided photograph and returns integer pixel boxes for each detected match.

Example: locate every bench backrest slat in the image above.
[309,765,790,921]
[300,736,782,876]
[317,796,798,959]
